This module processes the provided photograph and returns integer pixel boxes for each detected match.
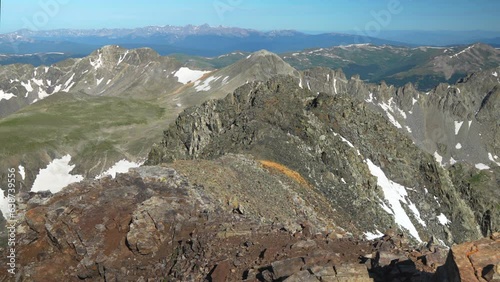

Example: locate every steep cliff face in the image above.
[147,75,485,244]
[302,67,500,237]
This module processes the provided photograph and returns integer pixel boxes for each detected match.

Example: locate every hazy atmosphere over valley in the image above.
[0,1,499,281]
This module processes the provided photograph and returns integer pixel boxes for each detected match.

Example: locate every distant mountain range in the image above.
[0,24,409,56]
[2,25,500,58]
[374,30,500,47]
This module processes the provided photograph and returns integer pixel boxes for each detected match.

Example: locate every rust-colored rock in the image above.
[210,260,232,282]
[436,236,500,282]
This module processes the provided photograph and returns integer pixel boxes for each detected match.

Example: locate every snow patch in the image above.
[333,78,337,94]
[0,90,16,101]
[386,112,402,129]
[493,71,498,77]
[379,99,403,129]
[412,98,418,105]
[21,81,33,95]
[407,201,426,227]
[487,153,500,166]
[37,88,50,100]
[90,51,103,70]
[62,73,76,92]
[366,159,423,242]
[396,107,407,119]
[18,165,25,180]
[195,76,219,92]
[338,134,354,148]
[455,143,462,149]
[434,151,444,167]
[475,163,490,170]
[454,121,463,135]
[117,50,129,65]
[437,213,450,226]
[0,192,11,220]
[96,160,141,179]
[449,157,457,165]
[96,78,104,85]
[366,93,373,103]
[31,155,84,193]
[174,67,210,84]
[364,230,384,240]
[449,45,474,58]
[32,78,44,87]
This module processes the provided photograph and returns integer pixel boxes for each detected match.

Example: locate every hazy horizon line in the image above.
[2,23,500,36]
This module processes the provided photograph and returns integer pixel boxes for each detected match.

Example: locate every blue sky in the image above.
[1,0,499,33]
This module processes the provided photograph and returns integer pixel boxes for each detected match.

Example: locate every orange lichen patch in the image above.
[259,160,310,188]
[466,246,479,257]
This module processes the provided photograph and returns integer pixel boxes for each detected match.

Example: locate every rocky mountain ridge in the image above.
[0,45,183,118]
[147,75,495,244]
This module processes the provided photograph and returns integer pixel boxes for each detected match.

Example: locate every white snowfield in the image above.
[0,90,16,101]
[96,159,142,179]
[366,159,423,242]
[31,155,84,194]
[174,67,210,84]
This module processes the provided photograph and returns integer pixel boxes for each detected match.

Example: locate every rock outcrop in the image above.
[435,233,500,282]
[1,163,480,281]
